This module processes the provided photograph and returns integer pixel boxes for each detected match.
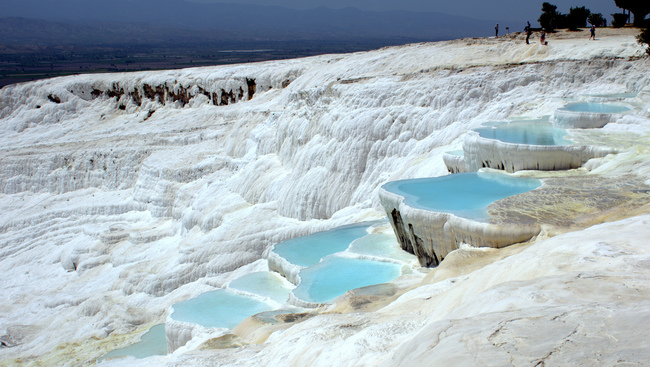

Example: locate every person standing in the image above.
[525,24,532,44]
[540,29,547,45]
[495,23,499,37]
[589,25,596,40]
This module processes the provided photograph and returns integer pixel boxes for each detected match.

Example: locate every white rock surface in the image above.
[462,130,618,172]
[552,107,628,129]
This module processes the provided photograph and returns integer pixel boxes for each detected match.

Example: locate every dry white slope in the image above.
[0,29,649,366]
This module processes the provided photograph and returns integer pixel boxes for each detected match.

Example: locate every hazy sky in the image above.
[190,0,623,22]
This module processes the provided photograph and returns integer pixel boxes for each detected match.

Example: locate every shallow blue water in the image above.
[560,102,630,113]
[228,271,293,303]
[171,289,273,329]
[272,222,378,267]
[475,122,571,146]
[98,324,167,361]
[347,233,413,260]
[382,172,541,220]
[293,256,401,303]
[587,92,637,99]
[479,121,509,127]
[480,118,550,127]
[445,150,465,156]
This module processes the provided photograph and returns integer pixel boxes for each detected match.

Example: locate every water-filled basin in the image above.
[381,172,541,220]
[586,92,638,100]
[292,256,401,304]
[228,271,293,304]
[272,222,377,267]
[559,102,630,113]
[474,122,571,146]
[554,102,632,129]
[445,150,465,156]
[347,233,414,261]
[170,289,273,329]
[98,324,167,361]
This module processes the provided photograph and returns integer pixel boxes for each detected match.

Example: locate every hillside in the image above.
[1,28,650,366]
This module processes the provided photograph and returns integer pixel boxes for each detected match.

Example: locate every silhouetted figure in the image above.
[540,29,547,45]
[525,24,532,44]
[589,25,596,40]
[495,23,499,37]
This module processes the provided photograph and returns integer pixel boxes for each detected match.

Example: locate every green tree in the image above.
[612,13,629,27]
[567,6,591,30]
[539,2,561,31]
[614,0,650,27]
[588,13,605,26]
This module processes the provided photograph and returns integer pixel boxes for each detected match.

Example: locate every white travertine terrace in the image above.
[461,130,618,172]
[639,89,650,103]
[584,93,639,103]
[377,183,541,266]
[165,316,202,354]
[266,250,303,286]
[442,151,467,173]
[552,103,631,129]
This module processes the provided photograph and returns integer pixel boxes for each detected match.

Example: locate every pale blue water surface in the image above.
[98,324,167,361]
[293,256,401,304]
[475,122,571,146]
[382,172,541,220]
[560,102,630,113]
[171,289,273,329]
[445,150,465,156]
[586,92,637,99]
[347,233,414,261]
[272,222,378,267]
[228,271,293,303]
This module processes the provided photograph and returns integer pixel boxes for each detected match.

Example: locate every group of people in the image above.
[498,21,598,45]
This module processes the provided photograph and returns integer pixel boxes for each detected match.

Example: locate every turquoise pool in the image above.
[474,122,571,146]
[381,172,541,220]
[445,150,465,156]
[559,102,630,113]
[347,233,415,261]
[228,271,293,304]
[292,256,402,304]
[586,92,637,99]
[98,324,167,361]
[272,222,378,267]
[170,289,273,329]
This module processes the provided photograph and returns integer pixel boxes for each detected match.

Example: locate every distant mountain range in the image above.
[0,0,503,46]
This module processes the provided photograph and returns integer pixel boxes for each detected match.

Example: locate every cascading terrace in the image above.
[100,93,650,361]
[383,94,650,267]
[100,221,415,359]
